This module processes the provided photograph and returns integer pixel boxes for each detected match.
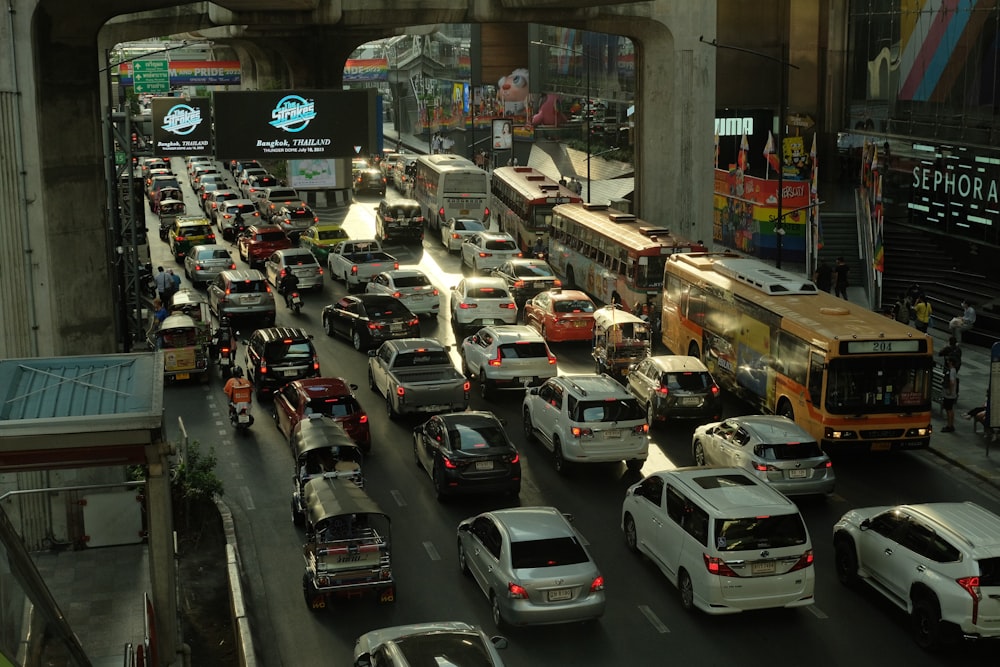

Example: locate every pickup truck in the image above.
[367,338,470,419]
[326,239,399,293]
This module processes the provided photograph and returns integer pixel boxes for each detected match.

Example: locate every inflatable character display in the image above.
[532,93,568,126]
[497,68,530,114]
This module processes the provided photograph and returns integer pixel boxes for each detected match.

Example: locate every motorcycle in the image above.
[211,327,238,377]
[287,291,303,315]
[230,402,254,434]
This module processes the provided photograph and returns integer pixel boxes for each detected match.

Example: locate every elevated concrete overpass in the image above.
[1,0,716,357]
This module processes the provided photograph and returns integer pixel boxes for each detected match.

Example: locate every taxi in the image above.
[168,216,216,262]
[297,224,349,264]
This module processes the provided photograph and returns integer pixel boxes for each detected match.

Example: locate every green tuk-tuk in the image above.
[291,417,365,526]
[592,305,651,381]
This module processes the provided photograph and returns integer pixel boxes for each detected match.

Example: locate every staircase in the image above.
[816,211,862,291]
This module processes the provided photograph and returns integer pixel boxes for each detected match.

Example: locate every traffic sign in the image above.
[133,60,169,94]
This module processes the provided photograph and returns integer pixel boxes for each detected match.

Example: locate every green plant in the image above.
[174,440,225,504]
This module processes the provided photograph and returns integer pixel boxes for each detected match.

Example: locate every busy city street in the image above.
[148,157,1000,666]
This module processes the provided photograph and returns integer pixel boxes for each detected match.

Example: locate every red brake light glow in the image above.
[507,582,528,599]
[703,554,739,577]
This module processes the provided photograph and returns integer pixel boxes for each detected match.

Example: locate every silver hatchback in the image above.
[206,269,276,326]
[184,245,236,288]
[263,248,324,291]
[691,415,835,496]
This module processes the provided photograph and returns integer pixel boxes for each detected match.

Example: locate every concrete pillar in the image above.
[145,442,178,667]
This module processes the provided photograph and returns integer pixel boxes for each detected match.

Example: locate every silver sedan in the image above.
[365,269,441,317]
[457,506,605,627]
[183,245,236,288]
[691,414,836,496]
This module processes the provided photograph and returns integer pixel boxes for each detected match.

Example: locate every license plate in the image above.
[872,441,891,452]
[547,588,572,602]
[475,460,494,471]
[283,370,299,377]
[175,373,190,380]
[424,404,449,412]
[602,430,622,439]
[787,469,808,478]
[460,209,470,215]
[574,321,588,327]
[681,397,702,406]
[391,324,405,332]
[244,296,260,304]
[751,560,776,575]
[483,319,497,324]
[237,414,251,424]
[409,295,424,301]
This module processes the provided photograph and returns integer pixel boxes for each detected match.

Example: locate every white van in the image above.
[621,467,815,614]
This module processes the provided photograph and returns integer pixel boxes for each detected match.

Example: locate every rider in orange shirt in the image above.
[223,367,253,417]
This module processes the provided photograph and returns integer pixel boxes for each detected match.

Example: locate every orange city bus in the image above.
[490,166,581,252]
[548,202,706,312]
[661,252,935,452]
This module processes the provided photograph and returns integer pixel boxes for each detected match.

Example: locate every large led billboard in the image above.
[213,89,376,159]
[151,97,213,155]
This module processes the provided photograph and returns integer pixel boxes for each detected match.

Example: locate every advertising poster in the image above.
[288,159,337,189]
[493,118,513,150]
[150,97,212,155]
[214,90,376,159]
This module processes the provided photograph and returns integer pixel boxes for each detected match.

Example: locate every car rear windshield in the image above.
[306,397,358,418]
[510,536,589,569]
[268,189,298,199]
[367,303,411,320]
[754,441,825,460]
[257,232,287,242]
[318,229,348,240]
[513,264,554,277]
[664,372,711,391]
[264,341,313,361]
[229,280,266,294]
[498,342,549,358]
[393,350,451,367]
[387,206,421,218]
[554,299,595,313]
[394,275,431,288]
[447,422,509,451]
[485,240,517,251]
[571,398,645,423]
[181,226,212,237]
[467,286,510,299]
[207,249,231,260]
[253,176,277,187]
[453,220,485,232]
[395,633,493,667]
[228,204,257,215]
[286,208,313,219]
[285,254,318,266]
[714,514,809,551]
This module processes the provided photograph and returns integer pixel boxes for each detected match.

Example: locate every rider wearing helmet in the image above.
[279,270,300,309]
[223,366,253,417]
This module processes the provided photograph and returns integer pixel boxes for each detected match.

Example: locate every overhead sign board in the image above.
[150,97,212,155]
[213,90,376,159]
[133,60,169,94]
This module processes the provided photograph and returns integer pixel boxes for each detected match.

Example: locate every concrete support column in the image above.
[145,442,178,667]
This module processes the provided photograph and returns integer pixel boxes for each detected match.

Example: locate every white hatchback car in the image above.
[365,269,441,317]
[263,248,324,291]
[441,217,488,252]
[461,232,522,274]
[450,277,517,335]
[460,325,557,398]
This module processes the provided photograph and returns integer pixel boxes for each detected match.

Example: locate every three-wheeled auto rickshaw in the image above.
[302,476,394,610]
[592,305,651,381]
[168,289,213,348]
[291,417,365,526]
[150,313,210,383]
[157,195,186,240]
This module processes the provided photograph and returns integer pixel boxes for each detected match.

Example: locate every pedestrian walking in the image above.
[939,335,962,399]
[892,294,910,323]
[834,257,850,299]
[913,294,932,333]
[153,266,171,302]
[168,269,181,298]
[941,356,958,432]
[949,300,976,342]
[813,259,833,292]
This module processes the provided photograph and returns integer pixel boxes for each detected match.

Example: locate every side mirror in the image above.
[491,636,509,650]
[349,383,359,391]
[859,518,872,531]
[527,387,539,396]
[367,350,377,357]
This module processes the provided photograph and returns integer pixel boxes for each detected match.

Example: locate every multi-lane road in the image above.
[148,160,998,666]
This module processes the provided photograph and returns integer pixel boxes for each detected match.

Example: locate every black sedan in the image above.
[490,258,561,305]
[412,412,521,500]
[322,294,420,351]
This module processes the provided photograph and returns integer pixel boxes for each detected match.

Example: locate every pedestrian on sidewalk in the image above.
[153,266,171,303]
[941,356,958,432]
[813,259,833,293]
[949,300,976,342]
[892,294,910,324]
[938,335,962,398]
[913,294,932,333]
[834,257,849,299]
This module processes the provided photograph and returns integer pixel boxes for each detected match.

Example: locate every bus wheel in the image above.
[687,342,700,360]
[777,399,794,421]
[566,266,576,289]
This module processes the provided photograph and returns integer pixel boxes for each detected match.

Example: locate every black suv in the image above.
[375,198,425,244]
[243,327,320,399]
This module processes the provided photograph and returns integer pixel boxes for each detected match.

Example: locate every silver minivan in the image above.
[263,248,324,291]
[207,269,276,326]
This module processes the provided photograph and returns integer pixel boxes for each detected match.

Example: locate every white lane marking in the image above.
[638,605,670,633]
[390,490,407,507]
[806,604,828,619]
[423,541,441,561]
[241,486,256,510]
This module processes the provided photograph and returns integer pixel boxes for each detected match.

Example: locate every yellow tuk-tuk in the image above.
[291,417,365,526]
[168,289,212,347]
[592,305,651,381]
[151,313,210,383]
[157,197,186,240]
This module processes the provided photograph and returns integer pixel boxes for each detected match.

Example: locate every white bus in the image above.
[413,154,490,232]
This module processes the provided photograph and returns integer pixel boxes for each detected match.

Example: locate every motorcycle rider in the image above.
[532,236,546,259]
[211,317,237,363]
[279,270,301,309]
[223,366,253,420]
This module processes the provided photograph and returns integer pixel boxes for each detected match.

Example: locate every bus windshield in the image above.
[634,255,667,288]
[825,356,934,414]
[529,206,555,231]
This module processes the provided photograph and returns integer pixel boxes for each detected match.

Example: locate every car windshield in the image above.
[498,342,549,359]
[714,515,808,551]
[306,397,357,418]
[554,299,595,313]
[485,239,517,251]
[229,280,265,294]
[257,232,287,242]
[318,229,348,241]
[446,422,509,451]
[393,275,430,288]
[572,398,645,422]
[510,536,589,569]
[263,341,312,361]
[395,633,493,667]
[664,372,711,390]
[754,441,825,460]
[453,220,485,232]
[512,264,554,278]
[467,286,511,299]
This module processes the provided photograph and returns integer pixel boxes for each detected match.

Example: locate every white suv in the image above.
[460,325,558,398]
[449,277,517,335]
[833,502,1000,650]
[522,375,649,473]
[460,232,522,274]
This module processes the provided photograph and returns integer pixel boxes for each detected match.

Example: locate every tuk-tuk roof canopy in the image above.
[593,306,648,329]
[292,417,359,457]
[159,313,198,330]
[169,290,208,308]
[305,476,386,525]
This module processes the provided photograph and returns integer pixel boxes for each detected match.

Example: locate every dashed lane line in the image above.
[806,604,828,619]
[638,605,670,633]
[423,541,441,561]
[241,485,256,511]
[390,490,407,506]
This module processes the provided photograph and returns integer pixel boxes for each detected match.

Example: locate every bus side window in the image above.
[807,353,825,407]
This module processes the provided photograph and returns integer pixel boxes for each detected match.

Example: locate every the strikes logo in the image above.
[269,95,316,133]
[161,104,202,135]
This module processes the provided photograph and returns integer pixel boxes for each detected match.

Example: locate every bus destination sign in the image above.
[844,340,922,354]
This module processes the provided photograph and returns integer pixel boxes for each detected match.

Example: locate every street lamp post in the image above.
[531,39,591,202]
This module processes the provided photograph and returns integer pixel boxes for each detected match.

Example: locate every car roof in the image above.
[176,217,211,227]
[555,374,629,397]
[490,507,575,543]
[224,199,257,207]
[648,355,710,374]
[357,294,406,305]
[461,277,507,289]
[899,502,1000,552]
[726,415,813,443]
[503,258,550,268]
[250,326,311,342]
[379,268,427,280]
[190,244,229,254]
[478,232,516,241]
[385,337,447,352]
[274,248,316,258]
[438,411,501,430]
[479,325,544,342]
[291,376,355,397]
[383,198,420,207]
[247,224,284,233]
[656,467,800,515]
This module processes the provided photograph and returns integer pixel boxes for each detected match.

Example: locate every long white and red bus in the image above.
[412,154,490,232]
[548,202,706,311]
[490,166,582,252]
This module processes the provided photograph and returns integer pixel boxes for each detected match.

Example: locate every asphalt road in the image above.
[148,160,1000,666]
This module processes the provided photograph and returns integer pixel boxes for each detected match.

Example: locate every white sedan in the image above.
[441,217,488,252]
[364,269,441,317]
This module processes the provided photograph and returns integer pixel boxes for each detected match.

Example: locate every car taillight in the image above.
[516,252,523,257]
[478,252,492,258]
[512,280,525,288]
[553,279,562,287]
[711,384,720,396]
[443,457,457,469]
[819,460,833,469]
[175,235,185,241]
[488,349,503,367]
[459,303,477,309]
[452,233,461,239]
[753,462,779,472]
[483,207,490,220]
[463,381,471,392]
[408,318,419,327]
[396,386,405,396]
[351,265,359,275]
[548,354,557,365]
[787,550,815,573]
[280,268,287,278]
[260,364,267,374]
[432,289,439,296]
[438,206,445,219]
[633,423,649,434]
[499,303,517,309]
[195,264,203,270]
[359,414,369,424]
[368,322,382,330]
[392,291,401,298]
[312,359,320,371]
[393,262,399,270]
[507,582,528,599]
[570,426,593,438]
[704,554,739,577]
[590,576,605,592]
[229,263,236,269]
[658,386,669,395]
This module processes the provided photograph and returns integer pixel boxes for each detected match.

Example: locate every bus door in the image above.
[807,352,825,411]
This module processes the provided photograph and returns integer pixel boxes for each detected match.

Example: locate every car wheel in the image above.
[834,536,860,588]
[460,356,471,378]
[678,569,695,611]
[352,328,364,351]
[184,266,191,280]
[458,541,471,576]
[323,315,333,337]
[433,463,447,501]
[623,513,638,553]
[553,436,567,474]
[368,369,378,393]
[540,323,548,339]
[490,591,505,628]
[693,441,707,466]
[386,393,398,421]
[522,408,535,442]
[479,373,491,399]
[646,402,657,429]
[912,596,946,650]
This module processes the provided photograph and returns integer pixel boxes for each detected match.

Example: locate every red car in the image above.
[237,224,292,269]
[272,377,371,452]
[524,289,597,343]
